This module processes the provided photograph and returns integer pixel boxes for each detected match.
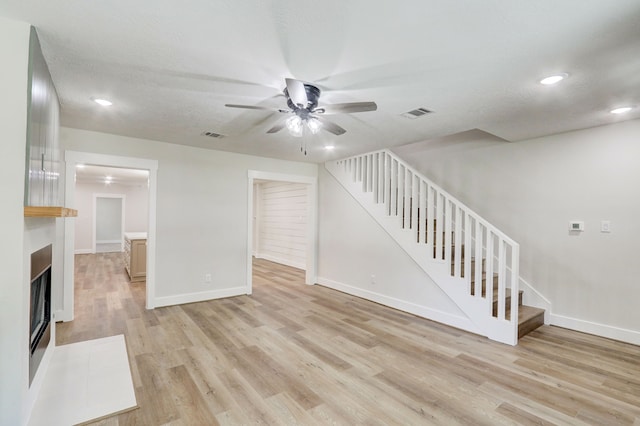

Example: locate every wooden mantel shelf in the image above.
[24,206,78,218]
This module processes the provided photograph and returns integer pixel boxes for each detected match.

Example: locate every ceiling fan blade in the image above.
[316,102,377,114]
[225,104,281,112]
[285,78,308,108]
[316,117,346,136]
[266,122,286,134]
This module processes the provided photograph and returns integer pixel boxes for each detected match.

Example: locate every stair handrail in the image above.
[341,149,518,246]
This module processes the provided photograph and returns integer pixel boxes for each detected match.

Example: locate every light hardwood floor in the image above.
[57,254,640,425]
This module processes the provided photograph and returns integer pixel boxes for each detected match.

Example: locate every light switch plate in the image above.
[601,220,611,233]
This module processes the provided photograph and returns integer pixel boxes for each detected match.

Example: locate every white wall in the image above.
[0,17,31,426]
[74,182,148,252]
[96,197,122,242]
[317,166,470,329]
[124,184,149,232]
[61,127,317,307]
[393,119,640,344]
[0,18,61,425]
[255,181,307,269]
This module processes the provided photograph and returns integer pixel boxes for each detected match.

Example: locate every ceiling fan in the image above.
[225,78,377,136]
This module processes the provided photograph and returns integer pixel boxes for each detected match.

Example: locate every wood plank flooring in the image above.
[57,254,640,425]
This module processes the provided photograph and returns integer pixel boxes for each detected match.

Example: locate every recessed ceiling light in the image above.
[540,73,568,85]
[610,106,634,114]
[324,145,335,151]
[93,98,113,106]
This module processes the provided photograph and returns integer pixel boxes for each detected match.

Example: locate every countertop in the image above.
[124,232,147,240]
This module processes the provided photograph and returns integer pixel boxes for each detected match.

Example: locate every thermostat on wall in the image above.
[569,221,584,232]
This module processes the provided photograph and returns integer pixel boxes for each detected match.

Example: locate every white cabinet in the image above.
[124,233,147,282]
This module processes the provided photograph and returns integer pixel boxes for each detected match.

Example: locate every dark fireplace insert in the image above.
[30,244,52,385]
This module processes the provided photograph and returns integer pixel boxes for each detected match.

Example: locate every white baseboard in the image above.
[153,286,247,308]
[96,240,121,244]
[316,277,479,335]
[74,249,94,255]
[507,273,640,345]
[255,253,305,270]
[550,313,640,346]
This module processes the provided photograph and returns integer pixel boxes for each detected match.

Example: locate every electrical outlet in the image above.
[370,274,376,285]
[204,273,212,283]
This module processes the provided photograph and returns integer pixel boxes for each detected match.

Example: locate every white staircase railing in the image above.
[326,149,520,345]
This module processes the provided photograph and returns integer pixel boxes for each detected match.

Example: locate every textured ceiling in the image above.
[2,1,640,163]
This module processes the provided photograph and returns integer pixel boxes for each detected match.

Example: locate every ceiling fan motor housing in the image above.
[285,83,321,111]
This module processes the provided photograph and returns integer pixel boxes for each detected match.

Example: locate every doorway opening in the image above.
[62,151,158,322]
[247,171,317,295]
[253,180,308,269]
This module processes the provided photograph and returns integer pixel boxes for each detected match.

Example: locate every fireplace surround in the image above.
[29,244,52,385]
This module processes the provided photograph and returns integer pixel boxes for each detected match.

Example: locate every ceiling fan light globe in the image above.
[307,118,322,134]
[286,115,302,129]
[286,115,304,137]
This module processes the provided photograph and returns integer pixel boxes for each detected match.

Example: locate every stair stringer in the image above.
[325,160,518,345]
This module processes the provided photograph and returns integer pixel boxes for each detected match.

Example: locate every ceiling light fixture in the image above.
[540,73,568,85]
[285,114,322,137]
[286,115,304,137]
[610,106,634,114]
[306,118,322,134]
[324,145,335,151]
[93,98,113,106]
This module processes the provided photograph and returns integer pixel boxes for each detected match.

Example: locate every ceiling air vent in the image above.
[201,131,224,139]
[401,107,433,119]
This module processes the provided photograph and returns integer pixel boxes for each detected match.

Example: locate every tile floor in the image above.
[28,335,137,426]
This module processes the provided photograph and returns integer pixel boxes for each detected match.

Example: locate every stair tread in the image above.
[517,305,545,338]
[518,305,545,322]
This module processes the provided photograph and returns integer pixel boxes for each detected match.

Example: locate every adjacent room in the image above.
[2,1,640,425]
[71,164,150,322]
